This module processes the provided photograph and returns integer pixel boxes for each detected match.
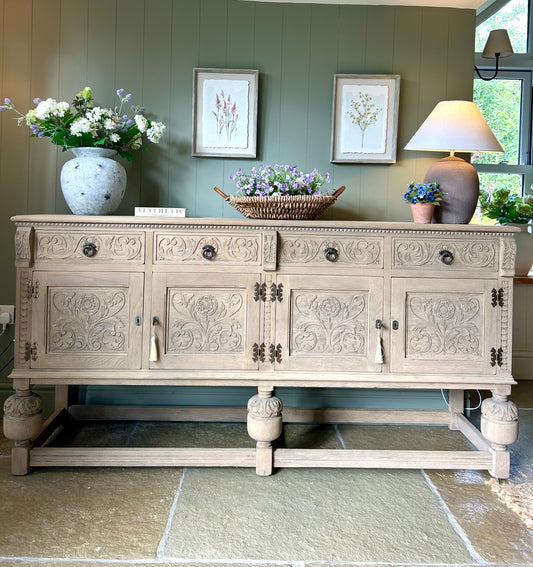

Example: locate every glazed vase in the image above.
[60,147,127,215]
[410,203,435,224]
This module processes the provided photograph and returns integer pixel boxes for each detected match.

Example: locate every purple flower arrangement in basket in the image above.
[230,164,331,197]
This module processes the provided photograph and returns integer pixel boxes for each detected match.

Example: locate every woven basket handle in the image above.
[332,186,346,200]
[213,186,229,201]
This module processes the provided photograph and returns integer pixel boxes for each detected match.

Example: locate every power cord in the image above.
[0,311,11,336]
[441,388,482,412]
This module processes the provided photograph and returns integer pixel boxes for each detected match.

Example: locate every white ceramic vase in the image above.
[507,223,533,276]
[60,147,127,215]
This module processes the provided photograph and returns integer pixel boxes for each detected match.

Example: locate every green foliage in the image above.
[473,79,520,165]
[479,187,533,224]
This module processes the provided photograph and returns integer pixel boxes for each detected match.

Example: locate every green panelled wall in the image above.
[0,0,478,411]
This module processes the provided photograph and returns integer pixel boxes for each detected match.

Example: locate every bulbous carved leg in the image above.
[481,392,518,479]
[247,386,283,476]
[3,389,43,475]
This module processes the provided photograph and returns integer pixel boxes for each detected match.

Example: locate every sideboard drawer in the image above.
[278,234,383,268]
[35,230,145,263]
[392,237,499,271]
[154,232,261,265]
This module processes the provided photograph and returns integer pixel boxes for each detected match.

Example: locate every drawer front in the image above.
[154,232,261,265]
[35,230,145,263]
[393,237,499,271]
[278,235,383,268]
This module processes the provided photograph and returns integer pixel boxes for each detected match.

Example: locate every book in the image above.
[134,207,186,217]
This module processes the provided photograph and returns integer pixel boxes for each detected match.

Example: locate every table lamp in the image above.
[404,100,503,223]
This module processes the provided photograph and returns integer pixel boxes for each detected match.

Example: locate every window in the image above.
[473,0,533,223]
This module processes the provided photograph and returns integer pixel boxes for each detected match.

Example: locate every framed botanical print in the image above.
[331,74,400,164]
[192,68,259,158]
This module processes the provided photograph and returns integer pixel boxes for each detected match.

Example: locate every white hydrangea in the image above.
[109,133,121,143]
[103,118,117,131]
[86,107,105,123]
[34,98,70,120]
[146,121,166,143]
[134,114,148,133]
[70,117,92,136]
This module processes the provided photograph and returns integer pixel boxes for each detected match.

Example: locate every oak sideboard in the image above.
[3,215,520,477]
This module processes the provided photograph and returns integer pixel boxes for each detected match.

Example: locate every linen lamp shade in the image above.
[405,100,503,223]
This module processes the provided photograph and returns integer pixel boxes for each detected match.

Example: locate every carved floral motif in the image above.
[3,391,42,418]
[394,239,497,268]
[15,227,32,262]
[280,238,382,266]
[156,235,259,263]
[481,397,519,422]
[168,291,245,353]
[247,393,283,417]
[407,294,481,356]
[49,289,128,352]
[36,232,143,261]
[291,293,367,354]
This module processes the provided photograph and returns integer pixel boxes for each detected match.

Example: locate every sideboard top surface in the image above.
[11,215,520,234]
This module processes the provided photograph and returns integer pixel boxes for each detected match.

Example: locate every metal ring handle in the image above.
[82,243,98,258]
[324,247,339,262]
[439,250,454,265]
[202,244,216,260]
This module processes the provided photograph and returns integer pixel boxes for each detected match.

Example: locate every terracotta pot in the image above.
[410,203,435,223]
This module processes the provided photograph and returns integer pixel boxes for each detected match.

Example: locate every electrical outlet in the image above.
[0,305,15,325]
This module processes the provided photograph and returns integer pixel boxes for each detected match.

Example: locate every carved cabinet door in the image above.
[150,272,260,370]
[273,275,384,373]
[390,278,500,375]
[30,271,144,369]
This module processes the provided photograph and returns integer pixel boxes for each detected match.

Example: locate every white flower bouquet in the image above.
[0,87,165,161]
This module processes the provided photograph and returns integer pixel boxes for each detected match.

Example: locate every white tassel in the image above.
[149,333,159,362]
[374,326,384,364]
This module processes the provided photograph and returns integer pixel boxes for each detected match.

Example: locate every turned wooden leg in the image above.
[481,391,519,479]
[3,389,43,475]
[247,386,283,476]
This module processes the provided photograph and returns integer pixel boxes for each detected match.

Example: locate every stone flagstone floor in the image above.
[1,387,533,566]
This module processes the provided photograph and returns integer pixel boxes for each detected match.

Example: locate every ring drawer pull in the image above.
[202,244,216,260]
[82,243,98,258]
[324,247,339,262]
[439,250,454,265]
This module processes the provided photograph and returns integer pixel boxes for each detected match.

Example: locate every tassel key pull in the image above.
[149,316,160,362]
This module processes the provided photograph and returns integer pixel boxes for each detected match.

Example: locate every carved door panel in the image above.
[151,272,260,370]
[390,278,500,375]
[31,271,144,369]
[274,275,384,373]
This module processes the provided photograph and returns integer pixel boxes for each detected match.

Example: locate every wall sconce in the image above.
[475,29,514,81]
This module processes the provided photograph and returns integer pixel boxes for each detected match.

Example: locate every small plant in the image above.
[230,164,331,197]
[479,188,533,224]
[0,87,166,161]
[402,182,443,205]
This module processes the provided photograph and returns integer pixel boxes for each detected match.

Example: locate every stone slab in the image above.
[0,459,181,560]
[163,467,473,563]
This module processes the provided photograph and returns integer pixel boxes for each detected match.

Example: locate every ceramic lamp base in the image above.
[424,155,479,224]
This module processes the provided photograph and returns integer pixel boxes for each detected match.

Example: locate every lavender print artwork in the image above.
[203,79,249,149]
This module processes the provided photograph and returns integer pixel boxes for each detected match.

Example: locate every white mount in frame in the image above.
[192,68,259,158]
[331,74,400,164]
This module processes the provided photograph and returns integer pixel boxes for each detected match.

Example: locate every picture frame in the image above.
[192,68,259,158]
[330,74,400,164]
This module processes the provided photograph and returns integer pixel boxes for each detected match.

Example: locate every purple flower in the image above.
[116,88,125,98]
[33,97,41,104]
[37,131,45,138]
[0,105,8,111]
[4,98,11,105]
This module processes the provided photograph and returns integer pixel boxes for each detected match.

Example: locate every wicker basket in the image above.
[214,186,345,220]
